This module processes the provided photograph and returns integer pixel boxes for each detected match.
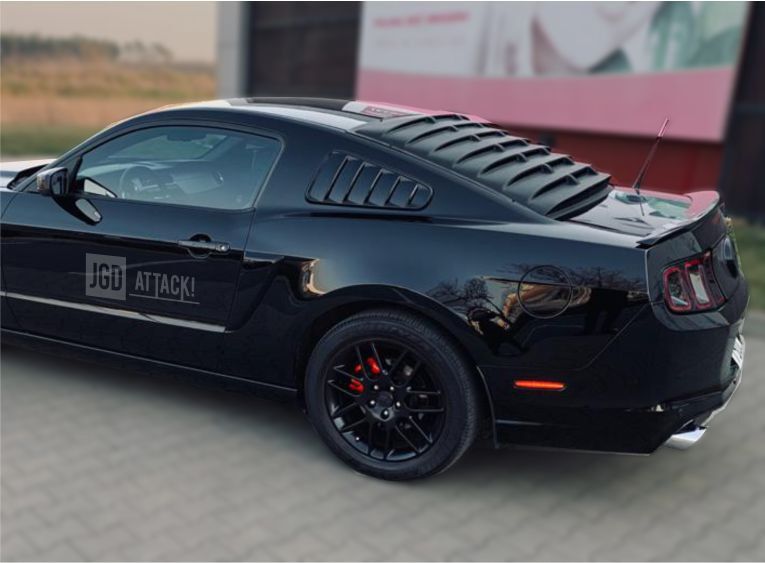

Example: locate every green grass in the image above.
[1,58,215,100]
[0,124,99,157]
[732,219,765,311]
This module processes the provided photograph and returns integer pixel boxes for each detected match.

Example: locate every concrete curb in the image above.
[744,309,765,340]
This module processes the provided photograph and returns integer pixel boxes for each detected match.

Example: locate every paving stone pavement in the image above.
[1,328,764,562]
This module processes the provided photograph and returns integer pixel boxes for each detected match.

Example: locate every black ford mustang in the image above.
[0,99,747,480]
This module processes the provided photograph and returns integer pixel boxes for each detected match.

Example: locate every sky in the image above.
[0,1,216,63]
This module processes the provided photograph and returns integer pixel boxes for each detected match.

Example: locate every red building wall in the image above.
[512,128,724,194]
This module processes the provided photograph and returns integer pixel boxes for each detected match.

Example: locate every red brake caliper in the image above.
[348,376,364,393]
[366,357,382,375]
[349,357,382,393]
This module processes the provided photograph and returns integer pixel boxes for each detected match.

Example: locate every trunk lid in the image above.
[569,187,721,246]
[571,187,743,307]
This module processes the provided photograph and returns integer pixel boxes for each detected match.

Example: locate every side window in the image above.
[74,126,280,210]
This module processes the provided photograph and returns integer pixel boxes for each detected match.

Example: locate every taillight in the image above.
[662,251,725,313]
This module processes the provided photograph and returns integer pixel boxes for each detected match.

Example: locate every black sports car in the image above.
[0,98,747,480]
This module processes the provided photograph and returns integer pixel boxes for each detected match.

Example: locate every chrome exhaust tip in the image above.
[665,426,707,450]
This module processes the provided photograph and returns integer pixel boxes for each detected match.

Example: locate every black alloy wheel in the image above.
[305,309,481,480]
[325,339,446,461]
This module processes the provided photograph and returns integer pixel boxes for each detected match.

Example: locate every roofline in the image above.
[142,98,450,132]
[243,97,352,112]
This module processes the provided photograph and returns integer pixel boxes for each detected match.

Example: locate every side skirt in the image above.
[1,328,298,403]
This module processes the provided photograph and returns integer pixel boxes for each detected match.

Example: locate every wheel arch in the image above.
[293,288,497,444]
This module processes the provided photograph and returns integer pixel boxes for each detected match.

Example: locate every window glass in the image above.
[109,132,227,161]
[75,126,280,210]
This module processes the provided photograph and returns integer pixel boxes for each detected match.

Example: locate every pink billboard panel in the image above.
[357,2,749,141]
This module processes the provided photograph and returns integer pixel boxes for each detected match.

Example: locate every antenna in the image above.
[632,117,670,216]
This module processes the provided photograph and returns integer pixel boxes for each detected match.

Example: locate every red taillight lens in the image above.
[663,266,692,312]
[663,251,725,313]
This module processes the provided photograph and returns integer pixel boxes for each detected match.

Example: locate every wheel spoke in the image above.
[383,428,392,460]
[342,417,368,433]
[328,380,356,398]
[395,425,419,454]
[370,342,384,374]
[388,350,407,380]
[331,401,361,419]
[408,416,433,445]
[334,365,362,382]
[354,345,370,378]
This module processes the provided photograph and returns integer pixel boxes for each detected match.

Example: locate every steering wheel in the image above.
[118,165,165,200]
[118,165,189,205]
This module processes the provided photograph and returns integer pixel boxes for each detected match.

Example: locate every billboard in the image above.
[357,2,749,141]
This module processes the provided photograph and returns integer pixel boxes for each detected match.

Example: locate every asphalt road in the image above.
[1,325,764,561]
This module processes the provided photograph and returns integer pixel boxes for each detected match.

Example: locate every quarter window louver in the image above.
[306,153,433,211]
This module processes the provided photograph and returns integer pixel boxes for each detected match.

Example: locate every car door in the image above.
[1,124,281,371]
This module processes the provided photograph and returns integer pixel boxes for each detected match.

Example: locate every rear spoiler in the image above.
[637,191,721,247]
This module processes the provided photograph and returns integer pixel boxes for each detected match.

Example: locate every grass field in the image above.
[1,58,215,100]
[0,124,99,157]
[1,58,214,156]
[733,220,765,311]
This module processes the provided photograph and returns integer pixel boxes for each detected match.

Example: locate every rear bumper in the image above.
[664,333,744,449]
[490,320,746,454]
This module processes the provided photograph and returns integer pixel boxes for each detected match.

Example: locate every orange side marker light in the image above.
[513,380,566,391]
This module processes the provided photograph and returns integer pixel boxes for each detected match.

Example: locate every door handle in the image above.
[178,239,230,254]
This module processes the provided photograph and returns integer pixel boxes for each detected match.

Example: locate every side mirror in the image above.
[37,167,69,196]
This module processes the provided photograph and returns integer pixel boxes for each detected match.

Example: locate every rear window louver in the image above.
[306,152,433,210]
[354,114,612,220]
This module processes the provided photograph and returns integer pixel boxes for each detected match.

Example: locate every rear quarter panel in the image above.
[223,196,648,391]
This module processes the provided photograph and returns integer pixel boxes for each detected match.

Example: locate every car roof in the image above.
[147,97,444,132]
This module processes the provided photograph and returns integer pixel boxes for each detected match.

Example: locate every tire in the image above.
[305,309,481,480]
